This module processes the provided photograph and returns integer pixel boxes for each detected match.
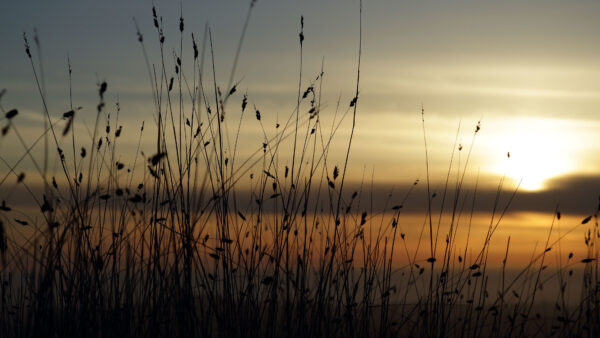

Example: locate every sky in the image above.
[2,0,600,223]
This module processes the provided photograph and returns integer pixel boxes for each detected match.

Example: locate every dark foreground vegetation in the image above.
[2,2,600,337]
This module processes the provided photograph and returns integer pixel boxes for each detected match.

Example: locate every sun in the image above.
[481,117,578,191]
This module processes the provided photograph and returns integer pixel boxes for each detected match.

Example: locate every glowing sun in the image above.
[481,117,578,191]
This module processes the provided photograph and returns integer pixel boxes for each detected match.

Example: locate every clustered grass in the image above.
[1,2,600,337]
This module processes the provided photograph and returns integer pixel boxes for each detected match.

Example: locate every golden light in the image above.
[480,117,579,191]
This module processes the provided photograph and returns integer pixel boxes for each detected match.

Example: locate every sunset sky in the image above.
[2,0,600,224]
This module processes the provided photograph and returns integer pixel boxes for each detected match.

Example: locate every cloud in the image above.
[362,174,600,216]
[1,172,598,222]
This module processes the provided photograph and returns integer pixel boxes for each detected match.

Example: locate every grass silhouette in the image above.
[1,2,600,337]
